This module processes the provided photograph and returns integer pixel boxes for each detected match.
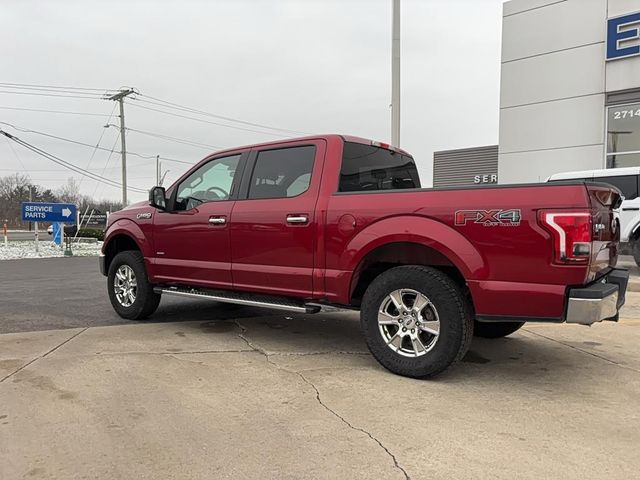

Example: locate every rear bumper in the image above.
[566,269,628,325]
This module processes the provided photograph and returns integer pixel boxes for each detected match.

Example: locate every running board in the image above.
[154,286,320,314]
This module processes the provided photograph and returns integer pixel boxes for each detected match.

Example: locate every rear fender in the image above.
[336,216,488,304]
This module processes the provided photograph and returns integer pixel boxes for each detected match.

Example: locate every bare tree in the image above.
[0,174,123,228]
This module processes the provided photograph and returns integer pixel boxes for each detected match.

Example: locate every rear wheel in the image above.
[633,240,640,267]
[107,250,161,320]
[360,266,473,379]
[474,321,524,338]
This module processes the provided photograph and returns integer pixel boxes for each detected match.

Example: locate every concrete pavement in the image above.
[2,301,640,479]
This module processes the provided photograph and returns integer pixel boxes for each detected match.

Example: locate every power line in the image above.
[93,131,122,199]
[1,82,306,135]
[0,129,147,193]
[3,132,138,192]
[4,135,28,172]
[108,124,223,150]
[0,122,194,165]
[0,106,113,117]
[0,85,110,96]
[0,82,114,92]
[135,94,308,135]
[78,103,118,189]
[127,101,289,138]
[0,90,104,100]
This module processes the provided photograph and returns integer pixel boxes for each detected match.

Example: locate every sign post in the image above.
[52,223,63,247]
[21,202,77,255]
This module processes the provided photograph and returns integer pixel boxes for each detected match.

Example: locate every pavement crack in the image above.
[0,327,88,384]
[233,320,410,480]
[524,328,640,374]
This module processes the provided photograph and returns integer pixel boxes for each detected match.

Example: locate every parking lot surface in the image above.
[1,285,640,479]
[0,257,277,333]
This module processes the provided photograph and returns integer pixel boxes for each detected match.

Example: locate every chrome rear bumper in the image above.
[566,269,628,325]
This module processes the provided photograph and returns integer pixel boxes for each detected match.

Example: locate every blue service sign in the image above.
[21,202,77,223]
[607,11,640,60]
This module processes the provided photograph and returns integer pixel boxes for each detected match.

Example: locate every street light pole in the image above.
[391,0,401,147]
[106,88,135,206]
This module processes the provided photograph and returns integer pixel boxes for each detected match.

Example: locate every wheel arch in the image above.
[343,216,487,307]
[103,221,150,275]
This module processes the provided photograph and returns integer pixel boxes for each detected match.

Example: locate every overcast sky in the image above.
[1,0,506,204]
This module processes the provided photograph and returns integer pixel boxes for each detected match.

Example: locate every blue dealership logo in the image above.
[607,11,640,60]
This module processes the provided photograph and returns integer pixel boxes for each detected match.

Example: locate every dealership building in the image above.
[433,0,640,187]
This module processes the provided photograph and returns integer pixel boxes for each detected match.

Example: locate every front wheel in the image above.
[473,321,524,338]
[107,250,161,320]
[360,266,473,379]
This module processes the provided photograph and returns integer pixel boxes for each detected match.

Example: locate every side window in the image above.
[175,154,241,210]
[339,142,421,192]
[248,146,316,200]
[592,175,638,200]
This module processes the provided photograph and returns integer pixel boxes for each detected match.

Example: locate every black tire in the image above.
[107,250,161,320]
[633,241,640,267]
[473,321,524,339]
[360,265,473,379]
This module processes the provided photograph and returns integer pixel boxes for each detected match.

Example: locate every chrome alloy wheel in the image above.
[114,265,137,307]
[378,289,440,357]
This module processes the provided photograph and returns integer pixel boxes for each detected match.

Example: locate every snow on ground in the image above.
[0,241,102,260]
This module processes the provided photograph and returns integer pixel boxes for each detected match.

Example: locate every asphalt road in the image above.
[0,256,277,334]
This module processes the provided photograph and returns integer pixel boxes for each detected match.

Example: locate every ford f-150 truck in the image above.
[100,134,629,378]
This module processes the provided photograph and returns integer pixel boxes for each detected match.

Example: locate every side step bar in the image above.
[154,286,321,314]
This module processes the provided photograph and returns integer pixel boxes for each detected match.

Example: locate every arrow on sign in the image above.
[62,208,72,218]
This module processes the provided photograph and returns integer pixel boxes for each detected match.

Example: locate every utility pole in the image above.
[106,88,135,206]
[156,155,160,186]
[391,0,401,147]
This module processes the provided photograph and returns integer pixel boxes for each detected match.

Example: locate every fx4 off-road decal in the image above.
[454,209,521,227]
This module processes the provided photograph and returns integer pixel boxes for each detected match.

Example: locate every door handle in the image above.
[208,216,227,225]
[286,215,309,224]
[622,208,640,211]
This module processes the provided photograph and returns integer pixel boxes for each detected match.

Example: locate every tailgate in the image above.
[587,183,622,280]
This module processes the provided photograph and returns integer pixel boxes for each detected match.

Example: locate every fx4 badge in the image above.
[455,209,521,227]
[137,212,152,220]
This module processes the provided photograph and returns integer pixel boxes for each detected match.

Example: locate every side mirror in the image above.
[149,186,167,210]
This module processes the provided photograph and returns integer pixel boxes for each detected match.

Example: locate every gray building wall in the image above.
[433,145,499,188]
[498,0,640,183]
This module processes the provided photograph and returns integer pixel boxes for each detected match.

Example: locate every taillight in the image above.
[539,211,592,264]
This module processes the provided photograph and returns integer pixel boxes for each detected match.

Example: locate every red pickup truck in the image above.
[100,134,629,378]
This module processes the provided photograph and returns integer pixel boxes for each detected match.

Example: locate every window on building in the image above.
[248,146,316,200]
[607,102,640,168]
[339,142,421,192]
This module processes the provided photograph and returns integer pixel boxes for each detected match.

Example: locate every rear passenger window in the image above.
[248,146,316,200]
[591,175,638,200]
[339,142,421,192]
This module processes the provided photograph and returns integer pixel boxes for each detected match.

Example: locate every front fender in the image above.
[103,219,153,258]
